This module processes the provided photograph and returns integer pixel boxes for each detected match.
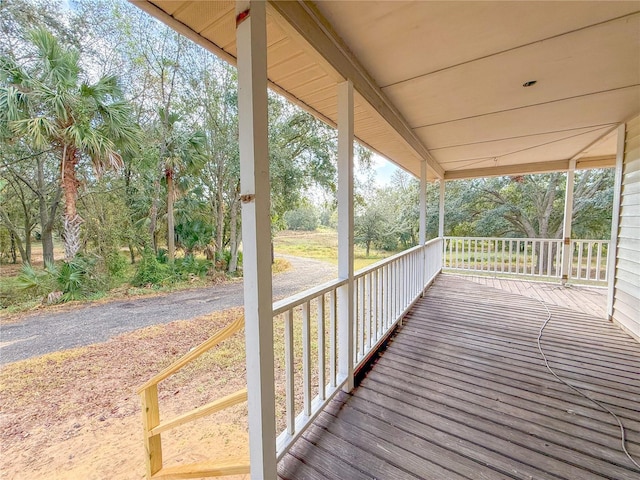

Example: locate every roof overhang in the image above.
[131,1,640,181]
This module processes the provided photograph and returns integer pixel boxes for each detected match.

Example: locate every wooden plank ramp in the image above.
[278,274,640,480]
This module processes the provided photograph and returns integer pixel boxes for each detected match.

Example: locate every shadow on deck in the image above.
[278,274,640,480]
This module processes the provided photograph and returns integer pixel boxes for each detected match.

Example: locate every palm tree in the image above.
[158,108,206,262]
[0,28,139,260]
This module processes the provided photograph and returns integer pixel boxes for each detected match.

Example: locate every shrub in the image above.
[16,256,107,302]
[15,262,57,296]
[173,254,211,279]
[217,250,242,274]
[284,206,318,231]
[132,249,170,287]
[105,251,128,280]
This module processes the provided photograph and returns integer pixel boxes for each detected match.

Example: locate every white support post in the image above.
[438,180,445,238]
[607,124,625,319]
[561,159,576,284]
[337,80,354,393]
[235,2,277,478]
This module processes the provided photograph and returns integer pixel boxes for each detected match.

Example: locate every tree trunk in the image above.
[61,145,82,261]
[228,194,240,273]
[366,241,371,257]
[128,242,136,264]
[216,183,225,258]
[149,180,159,253]
[41,221,55,264]
[0,211,27,263]
[24,216,32,263]
[166,171,175,262]
[10,233,17,264]
[37,158,60,264]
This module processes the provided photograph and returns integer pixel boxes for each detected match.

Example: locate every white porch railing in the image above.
[273,237,443,460]
[569,239,610,282]
[443,237,609,284]
[353,238,442,368]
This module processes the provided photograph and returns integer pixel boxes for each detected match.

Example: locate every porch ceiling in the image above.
[132,1,640,181]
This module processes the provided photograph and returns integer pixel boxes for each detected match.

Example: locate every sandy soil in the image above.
[0,309,251,480]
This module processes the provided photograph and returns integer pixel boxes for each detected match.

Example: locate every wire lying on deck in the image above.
[533,289,640,471]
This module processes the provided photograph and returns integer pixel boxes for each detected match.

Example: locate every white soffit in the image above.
[135,1,640,180]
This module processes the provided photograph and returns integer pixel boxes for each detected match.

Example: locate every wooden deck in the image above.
[457,273,608,319]
[278,274,640,480]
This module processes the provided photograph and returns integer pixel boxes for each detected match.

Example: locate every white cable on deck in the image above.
[532,289,640,472]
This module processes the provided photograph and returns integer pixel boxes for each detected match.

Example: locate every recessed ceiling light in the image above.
[523,80,537,87]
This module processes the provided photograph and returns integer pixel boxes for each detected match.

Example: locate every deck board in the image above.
[459,274,608,318]
[278,274,640,480]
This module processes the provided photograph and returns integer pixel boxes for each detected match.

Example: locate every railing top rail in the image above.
[272,278,347,316]
[137,315,244,393]
[444,236,563,242]
[444,236,609,243]
[353,238,443,279]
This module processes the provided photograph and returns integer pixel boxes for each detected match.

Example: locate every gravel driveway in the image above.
[0,255,336,365]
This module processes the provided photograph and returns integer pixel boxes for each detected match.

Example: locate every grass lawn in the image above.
[274,227,397,271]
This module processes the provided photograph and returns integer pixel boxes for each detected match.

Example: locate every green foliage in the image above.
[132,248,170,287]
[355,203,391,256]
[15,261,57,296]
[218,249,242,271]
[284,206,318,231]
[444,170,614,240]
[175,219,213,254]
[173,254,212,279]
[15,256,107,302]
[132,249,214,287]
[105,251,128,280]
[1,25,141,261]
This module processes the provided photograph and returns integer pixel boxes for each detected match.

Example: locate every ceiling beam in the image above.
[269,0,444,179]
[444,156,616,181]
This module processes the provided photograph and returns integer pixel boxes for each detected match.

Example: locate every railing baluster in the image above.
[485,239,489,271]
[577,241,583,280]
[586,241,593,280]
[353,277,358,365]
[366,272,372,349]
[302,301,311,417]
[473,239,477,270]
[329,290,336,388]
[385,263,390,326]
[317,295,325,401]
[538,240,544,276]
[596,242,602,281]
[284,310,295,434]
[376,268,382,337]
[359,277,365,358]
[603,241,609,281]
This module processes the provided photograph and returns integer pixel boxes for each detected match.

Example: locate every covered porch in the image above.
[129,1,640,478]
[279,274,640,480]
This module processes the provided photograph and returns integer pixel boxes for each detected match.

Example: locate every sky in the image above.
[371,154,402,187]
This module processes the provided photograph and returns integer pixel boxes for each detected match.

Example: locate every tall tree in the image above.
[0,28,139,260]
[0,151,61,263]
[471,170,614,239]
[158,108,206,261]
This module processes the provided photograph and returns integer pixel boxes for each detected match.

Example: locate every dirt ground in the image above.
[0,309,251,480]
